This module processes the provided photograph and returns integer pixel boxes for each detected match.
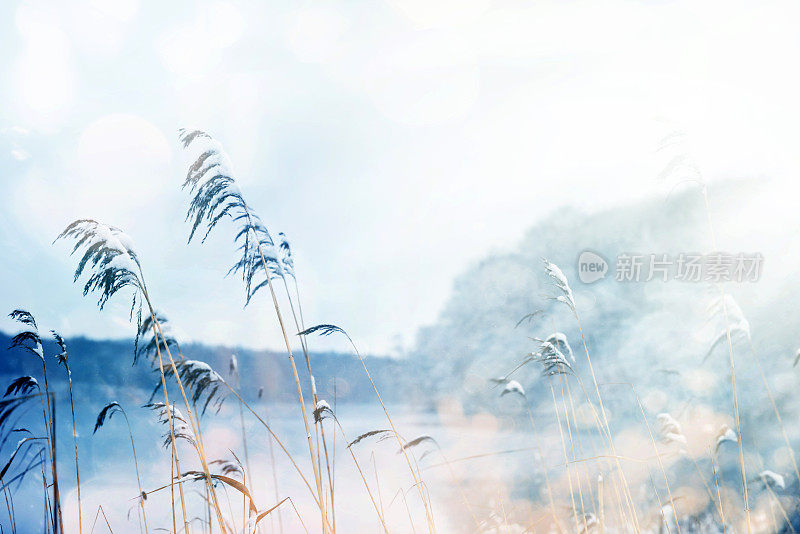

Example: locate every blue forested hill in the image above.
[0,331,415,407]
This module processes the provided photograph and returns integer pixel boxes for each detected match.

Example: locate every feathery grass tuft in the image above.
[93,403,122,434]
[3,377,39,398]
[54,219,142,310]
[151,360,227,415]
[313,400,334,424]
[543,259,576,312]
[179,129,285,305]
[144,402,197,449]
[348,430,393,449]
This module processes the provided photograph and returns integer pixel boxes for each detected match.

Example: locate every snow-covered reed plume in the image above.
[704,294,751,362]
[229,353,238,377]
[755,470,785,491]
[134,312,178,367]
[714,424,738,454]
[179,129,285,304]
[527,337,575,377]
[313,400,334,424]
[500,380,526,398]
[544,332,575,362]
[54,220,142,310]
[0,377,40,451]
[543,259,576,313]
[51,332,69,375]
[278,232,295,279]
[656,413,687,445]
[579,512,598,534]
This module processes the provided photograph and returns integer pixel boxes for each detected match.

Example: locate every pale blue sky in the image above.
[2,0,800,354]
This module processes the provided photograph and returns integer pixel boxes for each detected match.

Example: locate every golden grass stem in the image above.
[253,244,328,533]
[39,365,64,534]
[220,380,335,532]
[65,373,82,534]
[281,275,336,532]
[148,311,229,533]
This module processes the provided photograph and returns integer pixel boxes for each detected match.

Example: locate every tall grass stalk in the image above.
[558,375,588,532]
[8,312,63,534]
[709,450,728,531]
[573,318,640,533]
[598,475,604,534]
[94,402,149,533]
[277,267,336,532]
[148,312,227,532]
[263,408,284,534]
[748,339,800,486]
[563,379,598,521]
[321,415,388,532]
[52,332,81,534]
[523,405,562,532]
[606,382,681,533]
[550,383,580,533]
[300,324,436,531]
[219,380,334,531]
[701,187,751,533]
[251,244,329,533]
[687,455,724,527]
[169,402,190,533]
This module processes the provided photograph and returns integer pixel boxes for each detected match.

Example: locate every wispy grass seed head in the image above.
[179,129,286,305]
[55,219,142,310]
[8,309,44,361]
[151,360,226,415]
[313,400,333,424]
[543,259,576,313]
[528,338,575,377]
[51,331,70,378]
[4,377,39,398]
[93,402,123,434]
[145,402,196,449]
